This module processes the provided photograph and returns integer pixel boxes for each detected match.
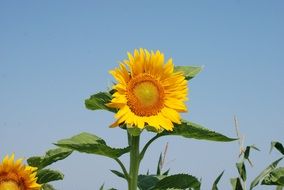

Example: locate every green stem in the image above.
[114,158,130,181]
[128,133,140,190]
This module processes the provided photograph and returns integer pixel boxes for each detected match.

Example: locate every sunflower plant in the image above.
[0,148,71,190]
[54,49,236,190]
[0,154,41,190]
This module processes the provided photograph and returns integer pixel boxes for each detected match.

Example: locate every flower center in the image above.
[0,180,21,190]
[133,81,159,107]
[126,74,165,116]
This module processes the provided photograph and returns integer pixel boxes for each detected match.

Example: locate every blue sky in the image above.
[1,1,283,189]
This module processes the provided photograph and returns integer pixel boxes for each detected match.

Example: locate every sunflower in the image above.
[107,48,188,131]
[0,154,41,190]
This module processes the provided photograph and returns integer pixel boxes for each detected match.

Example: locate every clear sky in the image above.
[1,1,283,189]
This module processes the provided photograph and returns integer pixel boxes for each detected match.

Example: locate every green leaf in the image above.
[160,120,236,142]
[236,161,247,181]
[244,145,259,160]
[153,174,201,190]
[99,184,104,190]
[212,171,224,190]
[41,184,56,190]
[163,169,170,176]
[27,148,72,169]
[156,153,162,175]
[110,170,125,179]
[250,158,283,190]
[138,175,166,190]
[85,91,116,113]
[271,141,284,155]
[27,157,42,168]
[37,169,64,184]
[262,167,284,186]
[174,66,203,80]
[55,132,130,159]
[98,185,118,190]
[230,177,244,190]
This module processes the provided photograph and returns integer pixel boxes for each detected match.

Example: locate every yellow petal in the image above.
[165,98,187,112]
[161,107,181,124]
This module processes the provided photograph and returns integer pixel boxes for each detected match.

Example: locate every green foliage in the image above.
[156,153,163,175]
[41,184,56,190]
[99,184,118,190]
[244,145,259,160]
[138,174,201,190]
[258,141,284,188]
[27,147,72,188]
[160,120,236,142]
[155,152,170,176]
[140,121,235,167]
[250,158,283,190]
[27,157,42,168]
[138,175,165,190]
[236,161,247,181]
[27,148,72,170]
[230,145,258,190]
[271,141,284,155]
[162,169,170,176]
[174,66,203,80]
[99,184,105,190]
[85,91,116,113]
[153,174,201,190]
[211,171,224,190]
[138,152,200,190]
[230,177,243,190]
[37,169,64,184]
[262,167,284,186]
[55,132,130,159]
[227,141,284,190]
[110,170,126,180]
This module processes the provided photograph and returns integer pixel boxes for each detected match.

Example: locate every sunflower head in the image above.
[0,154,41,190]
[107,48,188,131]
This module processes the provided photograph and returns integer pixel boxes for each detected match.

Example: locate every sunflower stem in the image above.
[128,133,140,190]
